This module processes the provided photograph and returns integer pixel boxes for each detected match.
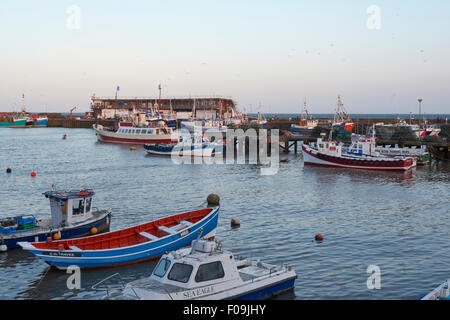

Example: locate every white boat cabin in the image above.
[147,240,242,290]
[45,189,96,227]
[346,134,378,156]
[315,138,342,157]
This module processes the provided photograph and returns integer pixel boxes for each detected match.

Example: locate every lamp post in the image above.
[418,99,423,127]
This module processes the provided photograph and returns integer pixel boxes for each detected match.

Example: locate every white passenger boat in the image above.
[93,122,177,145]
[421,280,450,300]
[302,136,416,171]
[144,135,223,157]
[99,239,297,300]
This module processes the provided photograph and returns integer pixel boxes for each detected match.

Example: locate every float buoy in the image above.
[90,227,98,235]
[280,157,288,163]
[53,232,61,240]
[130,146,136,151]
[6,168,12,173]
[62,134,67,140]
[207,194,220,206]
[0,245,7,252]
[30,171,37,177]
[46,237,53,243]
[231,218,241,227]
[315,234,324,241]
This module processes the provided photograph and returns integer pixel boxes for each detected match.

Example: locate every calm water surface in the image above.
[0,128,448,300]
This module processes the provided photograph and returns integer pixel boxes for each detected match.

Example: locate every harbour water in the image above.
[0,128,449,300]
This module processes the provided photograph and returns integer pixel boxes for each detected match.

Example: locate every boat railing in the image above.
[92,272,140,300]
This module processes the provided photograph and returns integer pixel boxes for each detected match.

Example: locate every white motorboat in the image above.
[100,239,297,300]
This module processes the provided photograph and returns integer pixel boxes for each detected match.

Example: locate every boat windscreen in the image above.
[167,263,193,283]
[153,258,171,278]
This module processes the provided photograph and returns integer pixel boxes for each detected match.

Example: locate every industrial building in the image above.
[90,95,238,120]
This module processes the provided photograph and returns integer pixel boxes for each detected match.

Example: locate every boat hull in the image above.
[2,213,110,249]
[302,144,415,171]
[145,144,223,157]
[291,124,315,136]
[0,119,28,127]
[19,207,219,270]
[233,276,296,300]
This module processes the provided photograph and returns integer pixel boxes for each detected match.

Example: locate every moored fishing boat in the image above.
[144,135,223,157]
[332,95,354,136]
[34,115,48,127]
[0,189,111,251]
[18,195,220,270]
[291,100,318,136]
[93,122,177,145]
[421,280,450,300]
[100,238,296,300]
[0,115,27,127]
[302,137,416,171]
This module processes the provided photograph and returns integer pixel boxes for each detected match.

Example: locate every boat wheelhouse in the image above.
[103,239,296,300]
[1,189,111,251]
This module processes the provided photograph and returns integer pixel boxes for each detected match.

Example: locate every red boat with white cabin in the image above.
[302,137,416,171]
[93,122,177,145]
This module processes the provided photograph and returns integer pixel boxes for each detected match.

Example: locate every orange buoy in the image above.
[90,227,98,235]
[46,237,53,243]
[53,232,61,240]
[315,234,324,241]
[30,171,37,177]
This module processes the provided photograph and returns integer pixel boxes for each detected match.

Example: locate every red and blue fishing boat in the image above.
[19,196,220,270]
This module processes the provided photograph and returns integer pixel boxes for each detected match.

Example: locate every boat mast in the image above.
[22,94,26,113]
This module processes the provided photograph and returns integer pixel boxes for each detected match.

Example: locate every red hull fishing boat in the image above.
[302,137,415,171]
[19,195,220,270]
[93,121,177,145]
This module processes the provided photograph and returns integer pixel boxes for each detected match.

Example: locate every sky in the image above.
[0,0,449,114]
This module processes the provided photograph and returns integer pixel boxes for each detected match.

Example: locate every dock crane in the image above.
[69,107,77,120]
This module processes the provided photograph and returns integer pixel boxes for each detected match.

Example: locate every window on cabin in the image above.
[136,129,141,134]
[195,261,225,282]
[72,199,85,215]
[168,263,193,283]
[141,129,147,134]
[85,198,92,213]
[153,258,171,278]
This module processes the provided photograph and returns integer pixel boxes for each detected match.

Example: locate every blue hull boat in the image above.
[19,205,219,270]
[1,189,111,251]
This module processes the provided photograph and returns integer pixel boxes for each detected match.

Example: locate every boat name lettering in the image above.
[42,251,82,257]
[180,229,190,237]
[183,286,214,298]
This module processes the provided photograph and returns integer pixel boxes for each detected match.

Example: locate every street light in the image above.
[418,99,423,127]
